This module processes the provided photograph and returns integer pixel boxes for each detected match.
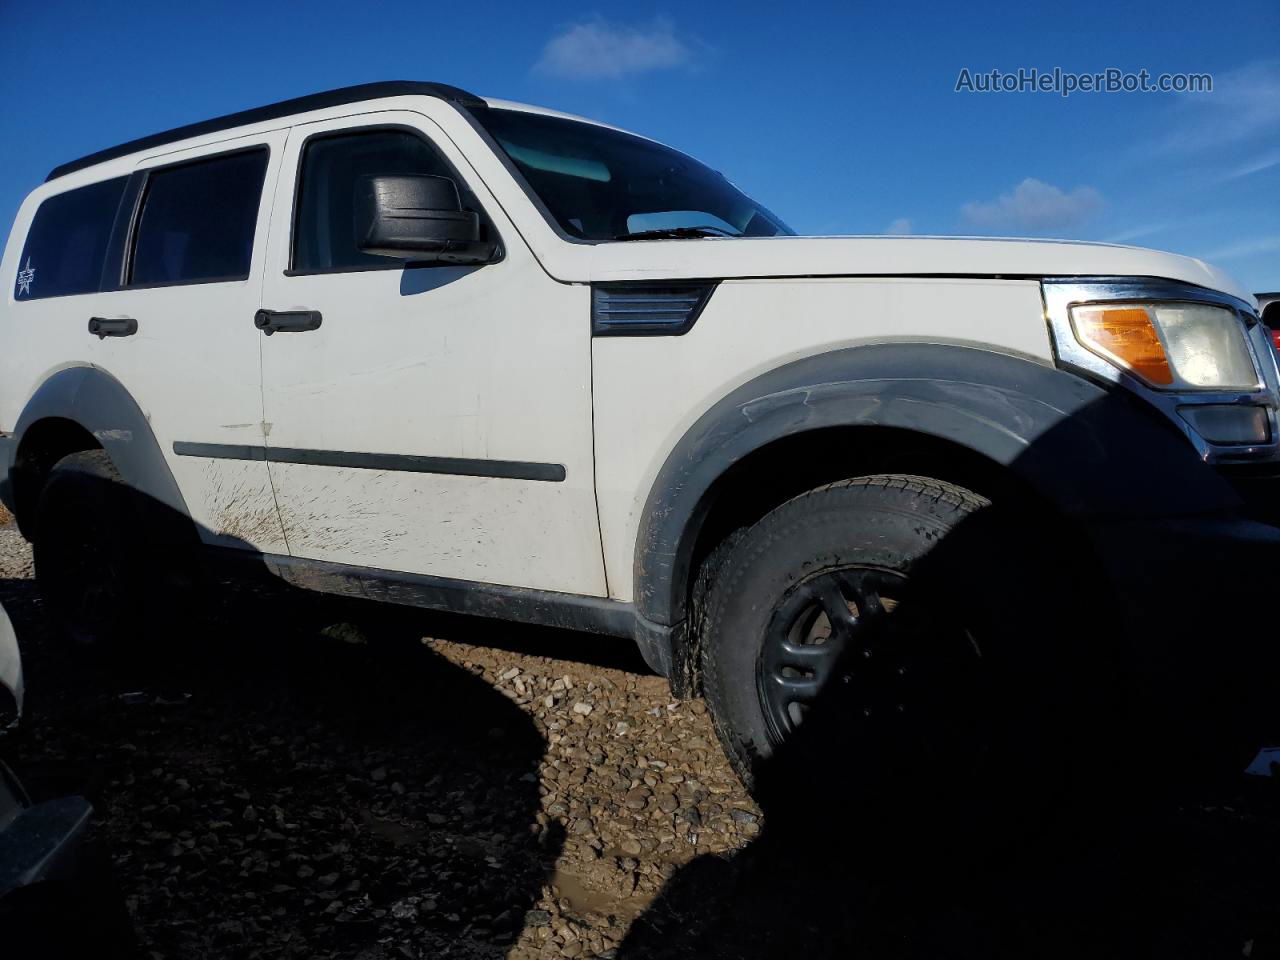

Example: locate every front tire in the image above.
[700,474,1107,844]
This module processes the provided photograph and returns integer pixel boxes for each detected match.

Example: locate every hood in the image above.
[586,235,1254,307]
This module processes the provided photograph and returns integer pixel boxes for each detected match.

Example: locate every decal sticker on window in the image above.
[15,258,34,297]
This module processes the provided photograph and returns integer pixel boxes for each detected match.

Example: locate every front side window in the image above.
[130,149,268,287]
[292,130,456,273]
[472,108,793,242]
[16,176,127,300]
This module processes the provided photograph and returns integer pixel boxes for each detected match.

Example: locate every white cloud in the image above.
[534,17,697,80]
[1194,59,1280,140]
[885,217,913,235]
[1104,222,1172,244]
[961,178,1103,232]
[1200,234,1280,263]
[1155,59,1280,154]
[1103,214,1220,247]
[1221,149,1280,181]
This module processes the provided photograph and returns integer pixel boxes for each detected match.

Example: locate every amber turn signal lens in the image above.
[1072,306,1174,386]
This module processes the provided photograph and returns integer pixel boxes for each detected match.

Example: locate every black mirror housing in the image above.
[1262,299,1279,331]
[355,174,498,265]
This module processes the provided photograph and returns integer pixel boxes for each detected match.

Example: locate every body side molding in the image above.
[174,442,566,482]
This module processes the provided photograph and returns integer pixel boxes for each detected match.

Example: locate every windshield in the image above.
[473,108,794,242]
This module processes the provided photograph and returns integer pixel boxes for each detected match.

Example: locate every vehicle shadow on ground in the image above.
[617,391,1280,960]
[0,568,565,959]
[617,563,1280,960]
[618,778,1280,959]
[6,384,1280,959]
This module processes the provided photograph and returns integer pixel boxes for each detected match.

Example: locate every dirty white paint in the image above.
[0,600,22,719]
[257,111,605,596]
[92,129,292,554]
[189,458,290,552]
[269,463,604,593]
[591,277,1053,600]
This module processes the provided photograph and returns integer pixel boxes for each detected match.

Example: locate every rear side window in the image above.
[15,177,127,301]
[130,149,268,287]
[292,130,454,273]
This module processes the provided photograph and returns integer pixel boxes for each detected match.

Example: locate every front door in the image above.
[258,111,605,595]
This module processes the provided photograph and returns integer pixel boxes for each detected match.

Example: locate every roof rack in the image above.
[46,81,486,182]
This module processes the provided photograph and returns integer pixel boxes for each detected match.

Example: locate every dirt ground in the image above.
[4,519,1280,959]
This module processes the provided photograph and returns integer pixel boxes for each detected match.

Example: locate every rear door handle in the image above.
[255,309,322,336]
[88,317,138,338]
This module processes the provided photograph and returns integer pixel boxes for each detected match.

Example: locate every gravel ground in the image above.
[0,522,758,959]
[4,518,1280,959]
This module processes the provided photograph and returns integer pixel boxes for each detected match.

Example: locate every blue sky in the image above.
[2,0,1278,291]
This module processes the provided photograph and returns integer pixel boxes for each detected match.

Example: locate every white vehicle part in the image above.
[258,111,606,595]
[93,130,292,554]
[592,276,1051,600]
[0,601,21,720]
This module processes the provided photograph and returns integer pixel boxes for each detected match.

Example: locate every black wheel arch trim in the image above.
[633,342,1241,635]
[4,365,191,534]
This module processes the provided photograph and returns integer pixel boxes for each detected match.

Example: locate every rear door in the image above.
[257,111,605,595]
[92,132,289,552]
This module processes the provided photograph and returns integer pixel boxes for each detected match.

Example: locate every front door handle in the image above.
[255,309,323,336]
[88,316,138,338]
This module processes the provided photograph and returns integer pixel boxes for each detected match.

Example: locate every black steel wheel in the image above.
[756,563,987,742]
[700,474,1103,850]
[758,565,910,742]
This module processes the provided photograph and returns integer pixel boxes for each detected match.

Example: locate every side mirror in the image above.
[1262,299,1279,331]
[355,174,497,265]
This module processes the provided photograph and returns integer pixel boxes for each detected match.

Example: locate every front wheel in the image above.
[700,475,1111,847]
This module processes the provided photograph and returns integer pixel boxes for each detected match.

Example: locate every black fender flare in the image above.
[632,342,1239,670]
[4,365,191,530]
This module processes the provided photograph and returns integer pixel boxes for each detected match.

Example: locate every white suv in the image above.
[2,82,1277,791]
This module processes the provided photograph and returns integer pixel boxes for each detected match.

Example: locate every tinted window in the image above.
[16,177,127,300]
[130,150,268,286]
[293,130,454,273]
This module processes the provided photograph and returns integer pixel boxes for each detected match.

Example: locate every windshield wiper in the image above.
[612,225,740,241]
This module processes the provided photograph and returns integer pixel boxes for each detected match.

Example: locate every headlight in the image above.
[1070,301,1258,391]
[1044,280,1280,462]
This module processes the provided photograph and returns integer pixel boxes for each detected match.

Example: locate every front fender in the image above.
[634,342,1239,636]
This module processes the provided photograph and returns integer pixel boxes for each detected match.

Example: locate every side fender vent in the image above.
[591,282,718,337]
